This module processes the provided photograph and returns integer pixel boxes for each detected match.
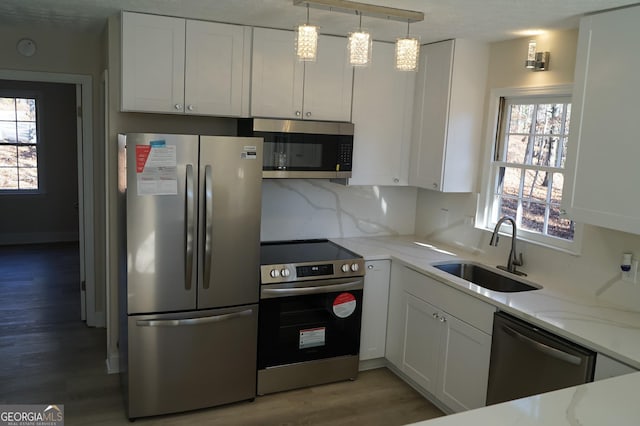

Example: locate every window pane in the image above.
[560,137,568,168]
[0,145,17,164]
[550,173,564,205]
[548,205,574,241]
[564,104,571,135]
[18,167,38,189]
[531,136,559,167]
[535,104,564,135]
[0,98,16,121]
[499,196,518,219]
[0,121,17,143]
[522,169,549,203]
[505,135,529,163]
[0,167,19,189]
[17,122,37,143]
[497,167,521,197]
[508,104,533,134]
[16,98,36,121]
[18,146,38,168]
[521,201,546,234]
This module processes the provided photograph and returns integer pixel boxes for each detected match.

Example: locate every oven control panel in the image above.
[261,259,365,284]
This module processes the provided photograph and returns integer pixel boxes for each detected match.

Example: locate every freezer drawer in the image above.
[486,311,595,405]
[124,305,258,419]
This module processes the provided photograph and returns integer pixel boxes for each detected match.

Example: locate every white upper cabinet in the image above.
[350,42,416,186]
[562,5,640,235]
[121,12,250,117]
[251,27,353,121]
[409,39,489,192]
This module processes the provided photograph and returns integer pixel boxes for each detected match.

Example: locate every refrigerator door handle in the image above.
[185,164,195,290]
[136,308,253,327]
[203,165,213,289]
[502,324,583,366]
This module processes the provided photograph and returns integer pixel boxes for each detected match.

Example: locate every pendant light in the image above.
[296,5,319,61]
[348,11,372,67]
[395,20,420,71]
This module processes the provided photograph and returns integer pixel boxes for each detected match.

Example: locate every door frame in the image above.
[0,69,98,326]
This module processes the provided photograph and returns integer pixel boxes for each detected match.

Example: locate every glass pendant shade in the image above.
[395,36,420,71]
[348,30,372,66]
[525,40,536,68]
[296,24,319,61]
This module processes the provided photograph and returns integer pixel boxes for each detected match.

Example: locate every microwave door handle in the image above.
[203,165,213,289]
[502,325,583,366]
[184,164,195,290]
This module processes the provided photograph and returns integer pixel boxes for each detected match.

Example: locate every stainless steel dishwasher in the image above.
[486,311,595,405]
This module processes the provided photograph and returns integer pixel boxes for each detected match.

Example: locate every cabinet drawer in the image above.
[400,264,496,334]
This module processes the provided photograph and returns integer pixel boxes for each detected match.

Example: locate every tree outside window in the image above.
[0,97,39,190]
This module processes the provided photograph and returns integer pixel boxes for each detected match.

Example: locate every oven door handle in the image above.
[261,280,363,298]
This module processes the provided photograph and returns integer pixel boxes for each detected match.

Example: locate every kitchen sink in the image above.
[432,261,542,293]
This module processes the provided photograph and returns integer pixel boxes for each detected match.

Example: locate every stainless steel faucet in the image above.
[489,216,526,276]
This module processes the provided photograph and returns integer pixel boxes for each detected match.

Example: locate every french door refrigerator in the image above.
[117,133,263,419]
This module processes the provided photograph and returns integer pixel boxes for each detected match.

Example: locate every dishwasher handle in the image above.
[502,324,582,366]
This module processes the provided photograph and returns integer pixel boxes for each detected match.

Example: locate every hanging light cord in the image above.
[406,20,410,37]
[306,4,310,25]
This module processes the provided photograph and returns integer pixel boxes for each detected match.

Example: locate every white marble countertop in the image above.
[330,235,640,426]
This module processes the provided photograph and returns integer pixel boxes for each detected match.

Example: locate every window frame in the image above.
[0,89,44,194]
[475,85,583,255]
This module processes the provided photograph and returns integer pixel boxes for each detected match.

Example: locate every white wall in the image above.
[414,29,640,310]
[262,180,417,241]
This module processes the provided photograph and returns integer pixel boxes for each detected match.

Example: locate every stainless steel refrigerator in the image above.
[117,133,263,419]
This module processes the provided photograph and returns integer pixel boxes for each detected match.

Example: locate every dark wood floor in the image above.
[0,243,444,425]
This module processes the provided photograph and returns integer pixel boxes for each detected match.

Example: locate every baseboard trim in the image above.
[106,353,120,374]
[0,232,79,245]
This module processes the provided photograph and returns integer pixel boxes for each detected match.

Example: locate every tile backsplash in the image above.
[261,179,417,242]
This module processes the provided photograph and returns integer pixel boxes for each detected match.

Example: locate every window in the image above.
[478,87,581,253]
[0,96,39,191]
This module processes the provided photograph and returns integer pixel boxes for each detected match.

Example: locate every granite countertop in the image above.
[330,235,640,426]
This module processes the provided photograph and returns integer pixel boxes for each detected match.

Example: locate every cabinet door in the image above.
[562,6,640,235]
[385,262,406,368]
[184,21,249,117]
[350,42,415,186]
[251,28,304,119]
[402,293,441,393]
[409,40,452,190]
[409,39,488,192]
[121,12,186,113]
[438,314,492,412]
[302,35,353,121]
[360,260,391,361]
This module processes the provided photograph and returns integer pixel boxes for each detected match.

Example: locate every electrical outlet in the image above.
[621,259,638,284]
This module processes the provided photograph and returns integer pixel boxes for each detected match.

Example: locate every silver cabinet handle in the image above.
[203,165,213,289]
[136,309,253,327]
[367,264,374,270]
[439,315,447,323]
[305,111,311,117]
[185,164,195,290]
[502,325,582,366]
[295,110,301,116]
[187,104,194,111]
[174,104,183,110]
[432,313,439,320]
[393,178,400,183]
[261,280,363,299]
[432,182,438,189]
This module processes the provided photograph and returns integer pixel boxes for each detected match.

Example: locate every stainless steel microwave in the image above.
[238,118,354,179]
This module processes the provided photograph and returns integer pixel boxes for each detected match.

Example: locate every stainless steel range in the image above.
[257,239,365,395]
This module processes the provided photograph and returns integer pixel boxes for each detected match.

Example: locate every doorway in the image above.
[0,70,96,326]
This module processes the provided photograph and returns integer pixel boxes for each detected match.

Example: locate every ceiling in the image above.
[0,0,637,43]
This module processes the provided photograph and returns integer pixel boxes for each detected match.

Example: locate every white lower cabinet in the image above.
[387,263,495,413]
[360,260,391,361]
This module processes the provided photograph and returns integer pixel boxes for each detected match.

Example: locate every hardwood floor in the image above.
[0,243,444,426]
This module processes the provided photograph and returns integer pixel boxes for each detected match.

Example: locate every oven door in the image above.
[258,277,363,370]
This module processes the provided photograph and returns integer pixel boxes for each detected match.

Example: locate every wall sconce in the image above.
[296,5,319,61]
[348,12,372,67]
[525,40,550,71]
[395,21,420,71]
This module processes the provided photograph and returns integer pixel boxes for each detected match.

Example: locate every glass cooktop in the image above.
[260,239,361,266]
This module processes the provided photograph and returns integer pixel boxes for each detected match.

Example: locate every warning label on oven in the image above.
[299,327,326,349]
[333,292,357,318]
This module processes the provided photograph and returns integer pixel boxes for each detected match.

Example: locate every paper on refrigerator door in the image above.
[136,143,178,195]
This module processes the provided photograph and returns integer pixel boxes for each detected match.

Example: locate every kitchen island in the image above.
[331,235,640,425]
